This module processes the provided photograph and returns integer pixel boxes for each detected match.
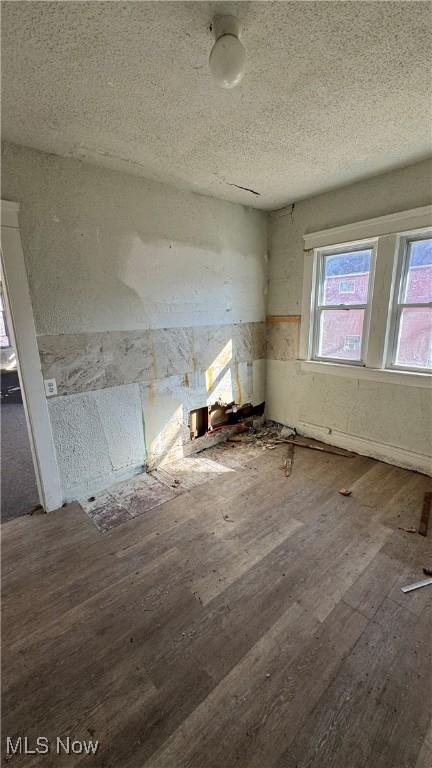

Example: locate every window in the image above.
[313,246,375,364]
[388,236,432,371]
[344,335,361,352]
[0,286,10,348]
[339,279,355,294]
[301,206,432,381]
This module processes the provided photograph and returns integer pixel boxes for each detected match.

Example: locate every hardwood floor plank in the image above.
[415,723,432,768]
[275,598,423,768]
[343,550,400,619]
[2,441,430,768]
[368,606,432,768]
[144,601,366,768]
[193,516,303,605]
[295,521,391,622]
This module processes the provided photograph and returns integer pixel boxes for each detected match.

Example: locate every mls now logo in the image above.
[6,736,99,756]
[6,737,49,756]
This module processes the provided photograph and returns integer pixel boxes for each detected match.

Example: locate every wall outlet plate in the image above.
[44,378,57,397]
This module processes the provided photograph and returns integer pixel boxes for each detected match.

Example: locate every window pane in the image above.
[404,239,432,303]
[322,250,372,306]
[318,309,365,361]
[395,307,432,369]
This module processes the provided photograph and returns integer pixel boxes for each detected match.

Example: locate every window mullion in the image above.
[367,234,397,369]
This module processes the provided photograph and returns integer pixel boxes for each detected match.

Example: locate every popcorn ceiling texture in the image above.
[2,1,431,210]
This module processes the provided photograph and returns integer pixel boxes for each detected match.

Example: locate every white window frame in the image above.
[311,241,377,366]
[300,205,432,386]
[386,233,432,374]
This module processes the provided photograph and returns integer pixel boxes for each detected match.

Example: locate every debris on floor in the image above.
[280,425,296,438]
[401,576,432,593]
[80,456,234,532]
[418,490,431,537]
[398,525,418,534]
[283,442,295,478]
[79,421,358,532]
[227,422,354,456]
[221,512,234,523]
[279,437,355,458]
[227,423,286,450]
[338,488,352,497]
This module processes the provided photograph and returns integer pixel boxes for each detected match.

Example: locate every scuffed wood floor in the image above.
[2,442,432,767]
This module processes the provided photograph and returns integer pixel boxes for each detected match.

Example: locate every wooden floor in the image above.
[2,441,432,767]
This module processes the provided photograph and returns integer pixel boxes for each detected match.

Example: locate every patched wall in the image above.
[266,319,300,362]
[2,142,268,500]
[37,322,265,396]
[266,160,432,472]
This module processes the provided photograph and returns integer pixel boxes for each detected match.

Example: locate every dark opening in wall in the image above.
[189,401,265,440]
[189,407,208,439]
[209,403,230,430]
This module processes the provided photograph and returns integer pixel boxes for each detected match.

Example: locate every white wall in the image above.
[2,142,267,335]
[1,142,268,500]
[267,159,432,473]
[2,141,430,497]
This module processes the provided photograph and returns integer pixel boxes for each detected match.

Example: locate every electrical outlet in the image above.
[44,378,57,397]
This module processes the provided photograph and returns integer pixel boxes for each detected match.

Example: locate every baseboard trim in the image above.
[295,421,431,476]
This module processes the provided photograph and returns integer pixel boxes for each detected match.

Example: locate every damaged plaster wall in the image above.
[1,141,267,500]
[266,159,432,473]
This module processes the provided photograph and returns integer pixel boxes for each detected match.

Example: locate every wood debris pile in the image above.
[227,422,355,458]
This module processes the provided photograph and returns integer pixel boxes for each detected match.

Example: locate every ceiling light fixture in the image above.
[209,15,246,89]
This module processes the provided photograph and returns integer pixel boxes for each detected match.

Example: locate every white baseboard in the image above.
[295,421,431,476]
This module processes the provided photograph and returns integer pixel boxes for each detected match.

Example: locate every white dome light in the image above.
[209,15,246,89]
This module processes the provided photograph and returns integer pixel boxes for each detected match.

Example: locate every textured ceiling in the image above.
[2,1,431,210]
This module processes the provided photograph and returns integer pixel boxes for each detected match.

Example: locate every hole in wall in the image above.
[190,406,209,439]
[189,401,265,440]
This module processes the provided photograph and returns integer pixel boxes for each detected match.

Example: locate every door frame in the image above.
[1,200,62,511]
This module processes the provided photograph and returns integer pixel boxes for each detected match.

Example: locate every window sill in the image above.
[300,360,431,388]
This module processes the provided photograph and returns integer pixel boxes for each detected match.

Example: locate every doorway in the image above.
[1,200,62,516]
[1,278,40,520]
[0,276,40,523]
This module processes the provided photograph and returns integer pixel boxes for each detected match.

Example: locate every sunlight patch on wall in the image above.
[148,403,185,465]
[205,339,232,391]
[206,339,233,405]
[207,368,233,406]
